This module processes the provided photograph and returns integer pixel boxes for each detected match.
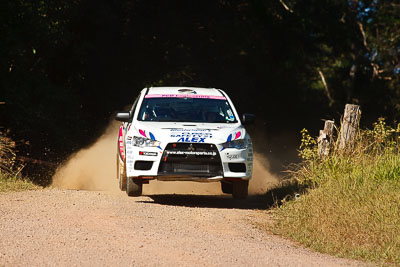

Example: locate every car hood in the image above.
[127,121,245,145]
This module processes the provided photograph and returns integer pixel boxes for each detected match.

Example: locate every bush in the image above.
[273,118,400,265]
[0,131,39,192]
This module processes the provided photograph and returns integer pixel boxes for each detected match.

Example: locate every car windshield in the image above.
[137,96,237,123]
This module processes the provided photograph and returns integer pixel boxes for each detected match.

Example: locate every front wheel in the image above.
[117,154,127,191]
[126,177,143,197]
[232,180,248,199]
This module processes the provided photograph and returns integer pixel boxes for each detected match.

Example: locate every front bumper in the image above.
[125,142,253,181]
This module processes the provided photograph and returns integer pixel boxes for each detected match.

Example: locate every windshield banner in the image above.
[145,94,226,100]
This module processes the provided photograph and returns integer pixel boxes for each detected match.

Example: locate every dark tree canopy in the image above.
[1,0,399,183]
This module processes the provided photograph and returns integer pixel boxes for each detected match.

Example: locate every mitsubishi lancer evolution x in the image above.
[115,87,255,199]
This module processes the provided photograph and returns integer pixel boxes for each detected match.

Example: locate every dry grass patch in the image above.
[0,131,40,192]
[271,119,400,265]
[0,173,40,192]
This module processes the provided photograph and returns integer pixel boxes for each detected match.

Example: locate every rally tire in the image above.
[126,177,143,197]
[221,181,233,194]
[117,154,127,191]
[232,180,248,199]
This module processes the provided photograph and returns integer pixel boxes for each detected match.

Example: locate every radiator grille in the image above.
[158,143,222,176]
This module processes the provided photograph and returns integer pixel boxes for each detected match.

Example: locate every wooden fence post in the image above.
[318,120,335,159]
[339,104,361,150]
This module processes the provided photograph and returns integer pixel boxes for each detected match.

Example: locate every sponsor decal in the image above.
[177,137,206,143]
[139,151,158,156]
[170,130,213,143]
[145,94,226,100]
[166,151,216,156]
[225,153,239,159]
[126,145,134,159]
[118,126,125,160]
[221,131,243,151]
[170,129,211,132]
[171,133,212,138]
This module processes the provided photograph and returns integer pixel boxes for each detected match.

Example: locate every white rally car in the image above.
[115,87,255,199]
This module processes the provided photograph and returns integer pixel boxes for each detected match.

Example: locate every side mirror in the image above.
[115,111,130,122]
[242,113,256,125]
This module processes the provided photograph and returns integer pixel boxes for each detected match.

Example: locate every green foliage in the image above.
[365,117,400,151]
[298,128,317,161]
[273,119,400,265]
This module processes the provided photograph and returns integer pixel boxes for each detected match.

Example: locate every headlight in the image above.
[132,136,160,147]
[221,139,247,149]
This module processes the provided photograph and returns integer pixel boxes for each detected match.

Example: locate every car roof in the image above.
[146,87,225,97]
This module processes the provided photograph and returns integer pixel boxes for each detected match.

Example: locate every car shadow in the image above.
[137,194,270,210]
[137,180,302,210]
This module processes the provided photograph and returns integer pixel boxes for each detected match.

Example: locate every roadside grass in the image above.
[0,172,40,192]
[271,119,400,265]
[0,131,40,192]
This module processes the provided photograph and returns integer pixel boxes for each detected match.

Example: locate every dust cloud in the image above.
[52,121,279,195]
[249,153,279,195]
[144,152,278,195]
[52,121,120,192]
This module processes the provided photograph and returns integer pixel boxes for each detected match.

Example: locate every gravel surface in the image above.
[0,189,370,266]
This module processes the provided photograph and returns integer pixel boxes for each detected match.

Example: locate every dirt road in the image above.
[0,189,367,266]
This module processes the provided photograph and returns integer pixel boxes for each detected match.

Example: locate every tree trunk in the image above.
[339,104,361,150]
[318,120,335,159]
